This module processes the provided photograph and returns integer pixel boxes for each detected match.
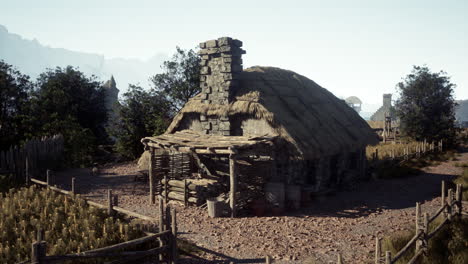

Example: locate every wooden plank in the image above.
[82,232,170,254]
[112,206,158,222]
[44,245,169,263]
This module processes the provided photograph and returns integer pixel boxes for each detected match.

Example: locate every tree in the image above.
[395,65,457,145]
[0,60,33,150]
[30,66,108,166]
[150,47,200,112]
[109,85,171,159]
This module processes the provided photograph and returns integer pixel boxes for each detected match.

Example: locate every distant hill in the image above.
[0,24,168,93]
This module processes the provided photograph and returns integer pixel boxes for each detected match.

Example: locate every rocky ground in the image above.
[53,150,468,264]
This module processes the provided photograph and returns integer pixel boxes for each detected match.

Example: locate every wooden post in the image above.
[149,148,155,204]
[415,202,420,233]
[158,196,165,262]
[171,207,177,264]
[457,184,463,215]
[375,149,379,161]
[337,253,343,264]
[25,156,29,185]
[229,148,238,218]
[265,255,272,264]
[184,179,188,207]
[159,196,165,232]
[46,169,51,188]
[441,181,446,208]
[71,177,76,195]
[107,189,114,215]
[114,194,119,207]
[375,237,381,264]
[385,251,391,264]
[31,241,46,264]
[164,173,168,204]
[37,227,43,242]
[447,189,453,220]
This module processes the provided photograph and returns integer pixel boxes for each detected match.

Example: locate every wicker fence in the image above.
[20,174,178,264]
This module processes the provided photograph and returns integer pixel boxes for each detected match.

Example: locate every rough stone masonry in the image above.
[198,37,246,136]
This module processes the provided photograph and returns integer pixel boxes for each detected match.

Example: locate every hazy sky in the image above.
[1,0,467,110]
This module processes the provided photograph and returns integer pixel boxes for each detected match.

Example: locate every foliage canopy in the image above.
[395,66,457,145]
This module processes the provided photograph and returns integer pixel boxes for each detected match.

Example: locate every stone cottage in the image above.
[141,37,378,215]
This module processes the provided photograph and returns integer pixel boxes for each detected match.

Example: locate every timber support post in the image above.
[171,207,178,264]
[149,148,155,204]
[229,147,238,218]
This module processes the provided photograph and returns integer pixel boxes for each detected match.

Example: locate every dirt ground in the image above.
[52,150,468,264]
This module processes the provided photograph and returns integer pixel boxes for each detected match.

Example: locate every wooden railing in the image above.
[374,181,463,264]
[21,173,178,264]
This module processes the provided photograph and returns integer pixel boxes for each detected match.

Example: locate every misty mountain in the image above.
[0,24,168,93]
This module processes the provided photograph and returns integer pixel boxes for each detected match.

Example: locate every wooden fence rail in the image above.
[373,181,463,264]
[0,135,63,182]
[22,172,178,264]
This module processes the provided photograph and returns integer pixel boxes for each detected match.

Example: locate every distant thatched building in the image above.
[345,96,362,113]
[142,37,378,215]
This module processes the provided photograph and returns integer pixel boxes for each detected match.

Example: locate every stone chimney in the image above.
[198,37,245,136]
[383,94,392,108]
[199,37,245,105]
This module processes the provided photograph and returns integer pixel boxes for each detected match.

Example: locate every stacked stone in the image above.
[198,37,245,136]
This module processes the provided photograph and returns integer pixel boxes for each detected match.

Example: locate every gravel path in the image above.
[54,151,467,264]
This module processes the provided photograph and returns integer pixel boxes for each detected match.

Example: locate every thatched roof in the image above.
[166,66,378,159]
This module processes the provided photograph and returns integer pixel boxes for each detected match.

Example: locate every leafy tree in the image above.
[150,47,200,112]
[30,66,108,166]
[395,66,457,145]
[109,85,171,159]
[0,61,33,150]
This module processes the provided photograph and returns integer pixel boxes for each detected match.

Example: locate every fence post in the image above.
[447,189,453,221]
[423,213,429,251]
[337,253,343,264]
[457,184,463,216]
[25,157,30,185]
[171,207,177,264]
[71,177,76,195]
[265,255,272,264]
[46,169,51,188]
[31,241,46,264]
[107,189,114,216]
[375,236,381,264]
[415,202,422,253]
[385,251,391,264]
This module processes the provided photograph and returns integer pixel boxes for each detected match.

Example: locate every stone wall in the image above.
[198,37,245,135]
